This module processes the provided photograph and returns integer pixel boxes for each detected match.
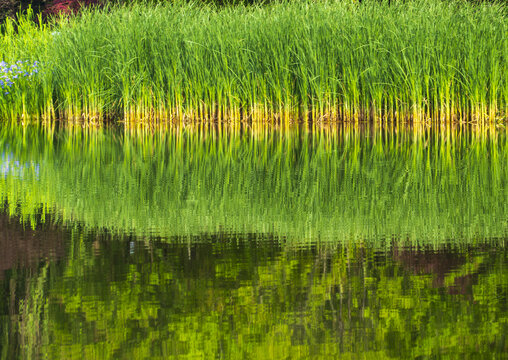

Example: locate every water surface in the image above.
[0,124,506,359]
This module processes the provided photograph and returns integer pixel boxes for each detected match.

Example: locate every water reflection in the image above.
[0,212,65,280]
[0,124,506,242]
[0,124,506,358]
[0,225,506,359]
[0,153,39,180]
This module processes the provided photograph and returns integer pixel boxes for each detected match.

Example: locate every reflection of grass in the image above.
[15,232,508,359]
[0,0,506,123]
[18,263,49,360]
[0,124,506,243]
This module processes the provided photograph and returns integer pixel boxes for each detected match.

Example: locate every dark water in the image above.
[0,124,506,359]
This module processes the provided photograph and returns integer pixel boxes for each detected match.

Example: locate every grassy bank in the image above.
[0,0,506,123]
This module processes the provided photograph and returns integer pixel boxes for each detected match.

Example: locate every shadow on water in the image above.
[0,212,66,280]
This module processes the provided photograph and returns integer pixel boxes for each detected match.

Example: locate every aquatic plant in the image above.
[0,0,506,123]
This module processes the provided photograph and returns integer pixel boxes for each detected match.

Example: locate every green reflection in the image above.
[6,230,507,359]
[0,124,506,243]
[0,124,506,359]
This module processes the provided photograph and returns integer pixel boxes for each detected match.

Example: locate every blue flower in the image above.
[0,59,41,97]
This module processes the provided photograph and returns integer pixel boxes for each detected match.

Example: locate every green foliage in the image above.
[0,0,506,123]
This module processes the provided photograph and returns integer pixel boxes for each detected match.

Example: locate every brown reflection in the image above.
[392,246,479,296]
[0,212,66,280]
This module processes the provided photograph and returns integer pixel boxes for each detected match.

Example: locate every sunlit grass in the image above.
[0,0,506,124]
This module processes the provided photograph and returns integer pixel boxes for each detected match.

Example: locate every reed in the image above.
[0,0,506,124]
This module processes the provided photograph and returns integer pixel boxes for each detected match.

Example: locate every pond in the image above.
[0,123,506,358]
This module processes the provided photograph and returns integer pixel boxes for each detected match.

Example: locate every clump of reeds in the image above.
[0,0,506,123]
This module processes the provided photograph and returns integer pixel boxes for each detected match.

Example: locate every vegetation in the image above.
[0,0,506,123]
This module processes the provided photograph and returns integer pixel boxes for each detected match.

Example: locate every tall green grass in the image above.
[0,0,506,123]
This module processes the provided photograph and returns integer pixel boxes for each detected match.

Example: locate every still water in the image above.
[0,124,506,359]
